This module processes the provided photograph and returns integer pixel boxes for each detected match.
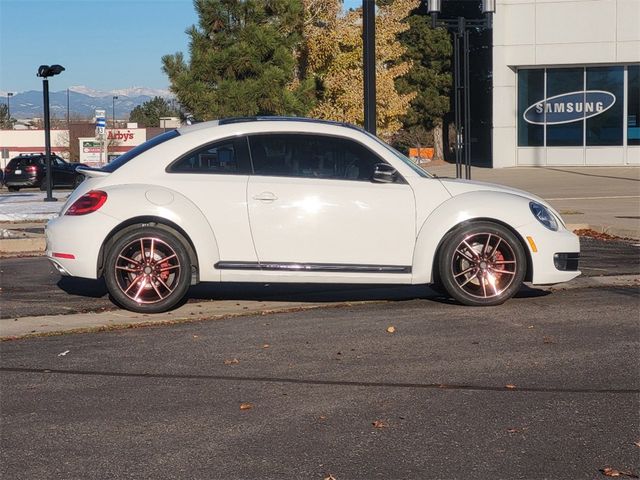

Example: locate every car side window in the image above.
[169,138,248,174]
[248,134,384,182]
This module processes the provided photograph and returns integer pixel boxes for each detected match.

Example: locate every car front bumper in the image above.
[515,221,581,285]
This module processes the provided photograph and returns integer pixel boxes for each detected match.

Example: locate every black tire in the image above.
[72,174,83,189]
[104,227,192,313]
[438,222,526,306]
[429,265,447,295]
[39,182,46,191]
[8,186,19,192]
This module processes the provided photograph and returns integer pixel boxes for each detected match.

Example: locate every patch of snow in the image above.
[0,190,69,222]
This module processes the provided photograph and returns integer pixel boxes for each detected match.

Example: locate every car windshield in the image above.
[101,130,180,173]
[361,130,433,178]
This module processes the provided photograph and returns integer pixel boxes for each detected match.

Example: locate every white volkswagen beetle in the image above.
[46,118,580,313]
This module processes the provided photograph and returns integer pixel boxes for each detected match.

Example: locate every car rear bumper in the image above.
[45,211,120,279]
[4,177,39,187]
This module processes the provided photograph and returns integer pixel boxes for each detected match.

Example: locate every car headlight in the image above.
[530,202,558,231]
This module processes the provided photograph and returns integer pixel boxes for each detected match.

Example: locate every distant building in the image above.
[0,126,171,169]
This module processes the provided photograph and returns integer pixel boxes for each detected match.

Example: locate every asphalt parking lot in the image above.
[1,285,638,480]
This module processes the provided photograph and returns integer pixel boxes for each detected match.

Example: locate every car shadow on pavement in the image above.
[58,277,108,298]
[184,282,551,304]
[56,278,550,306]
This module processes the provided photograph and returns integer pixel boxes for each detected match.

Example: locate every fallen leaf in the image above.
[599,467,639,478]
[318,416,327,421]
[223,358,239,365]
[505,384,517,390]
[506,428,519,433]
[543,336,555,344]
[192,335,199,339]
[57,350,70,357]
[634,441,640,448]
[239,402,253,411]
[262,344,270,349]
[372,420,387,429]
[386,326,396,334]
[324,475,336,480]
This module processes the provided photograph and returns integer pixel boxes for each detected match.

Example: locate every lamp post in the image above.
[428,0,495,179]
[112,95,118,129]
[6,92,13,128]
[37,64,65,202]
[363,0,376,135]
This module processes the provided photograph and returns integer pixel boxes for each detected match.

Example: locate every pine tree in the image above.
[0,104,13,129]
[396,8,452,160]
[162,0,314,121]
[129,97,180,127]
[305,0,418,140]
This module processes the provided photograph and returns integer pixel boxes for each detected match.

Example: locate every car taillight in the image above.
[65,190,108,216]
[25,165,37,172]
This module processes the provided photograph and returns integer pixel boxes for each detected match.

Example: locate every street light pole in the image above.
[428,0,495,180]
[112,96,118,129]
[7,92,13,128]
[37,64,65,202]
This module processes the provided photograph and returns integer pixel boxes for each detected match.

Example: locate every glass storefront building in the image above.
[518,65,639,149]
[491,0,640,167]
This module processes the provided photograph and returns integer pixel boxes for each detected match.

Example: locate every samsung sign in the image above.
[524,90,616,125]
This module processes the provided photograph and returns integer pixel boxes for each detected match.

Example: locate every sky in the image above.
[0,0,362,95]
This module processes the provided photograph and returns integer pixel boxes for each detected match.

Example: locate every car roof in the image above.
[177,117,364,136]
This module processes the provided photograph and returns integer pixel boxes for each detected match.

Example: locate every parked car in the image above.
[3,153,84,191]
[45,117,580,313]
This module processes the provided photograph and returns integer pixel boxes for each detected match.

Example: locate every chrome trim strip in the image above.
[215,261,411,274]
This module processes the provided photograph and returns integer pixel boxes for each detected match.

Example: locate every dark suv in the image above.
[3,154,84,191]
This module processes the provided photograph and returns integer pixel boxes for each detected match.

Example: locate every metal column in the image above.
[363,0,376,135]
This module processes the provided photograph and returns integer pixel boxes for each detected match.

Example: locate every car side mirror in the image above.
[372,163,397,183]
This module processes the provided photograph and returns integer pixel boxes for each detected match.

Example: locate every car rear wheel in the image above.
[8,186,19,192]
[438,222,526,306]
[73,174,84,188]
[104,227,191,313]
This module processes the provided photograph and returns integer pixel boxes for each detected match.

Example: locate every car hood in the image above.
[436,177,566,225]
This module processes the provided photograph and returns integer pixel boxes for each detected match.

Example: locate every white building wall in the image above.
[492,0,640,167]
[0,130,69,169]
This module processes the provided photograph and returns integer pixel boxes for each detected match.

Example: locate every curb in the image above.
[0,237,45,256]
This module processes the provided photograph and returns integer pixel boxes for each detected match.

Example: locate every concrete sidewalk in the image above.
[1,165,638,256]
[2,274,638,339]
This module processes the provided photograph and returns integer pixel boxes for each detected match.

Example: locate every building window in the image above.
[518,65,633,148]
[628,66,640,146]
[586,66,623,146]
[517,69,544,147]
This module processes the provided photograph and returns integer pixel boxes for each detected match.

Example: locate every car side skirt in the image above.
[215,261,411,274]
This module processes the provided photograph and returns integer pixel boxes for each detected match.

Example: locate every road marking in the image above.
[547,195,640,201]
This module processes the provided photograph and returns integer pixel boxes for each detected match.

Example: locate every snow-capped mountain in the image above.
[69,85,172,98]
[2,86,174,120]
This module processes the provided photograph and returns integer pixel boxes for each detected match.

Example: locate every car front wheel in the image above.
[438,222,526,306]
[104,227,192,313]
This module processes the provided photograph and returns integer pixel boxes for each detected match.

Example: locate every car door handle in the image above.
[252,192,278,202]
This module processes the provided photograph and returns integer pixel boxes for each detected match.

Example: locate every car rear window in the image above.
[101,130,180,173]
[8,157,43,168]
